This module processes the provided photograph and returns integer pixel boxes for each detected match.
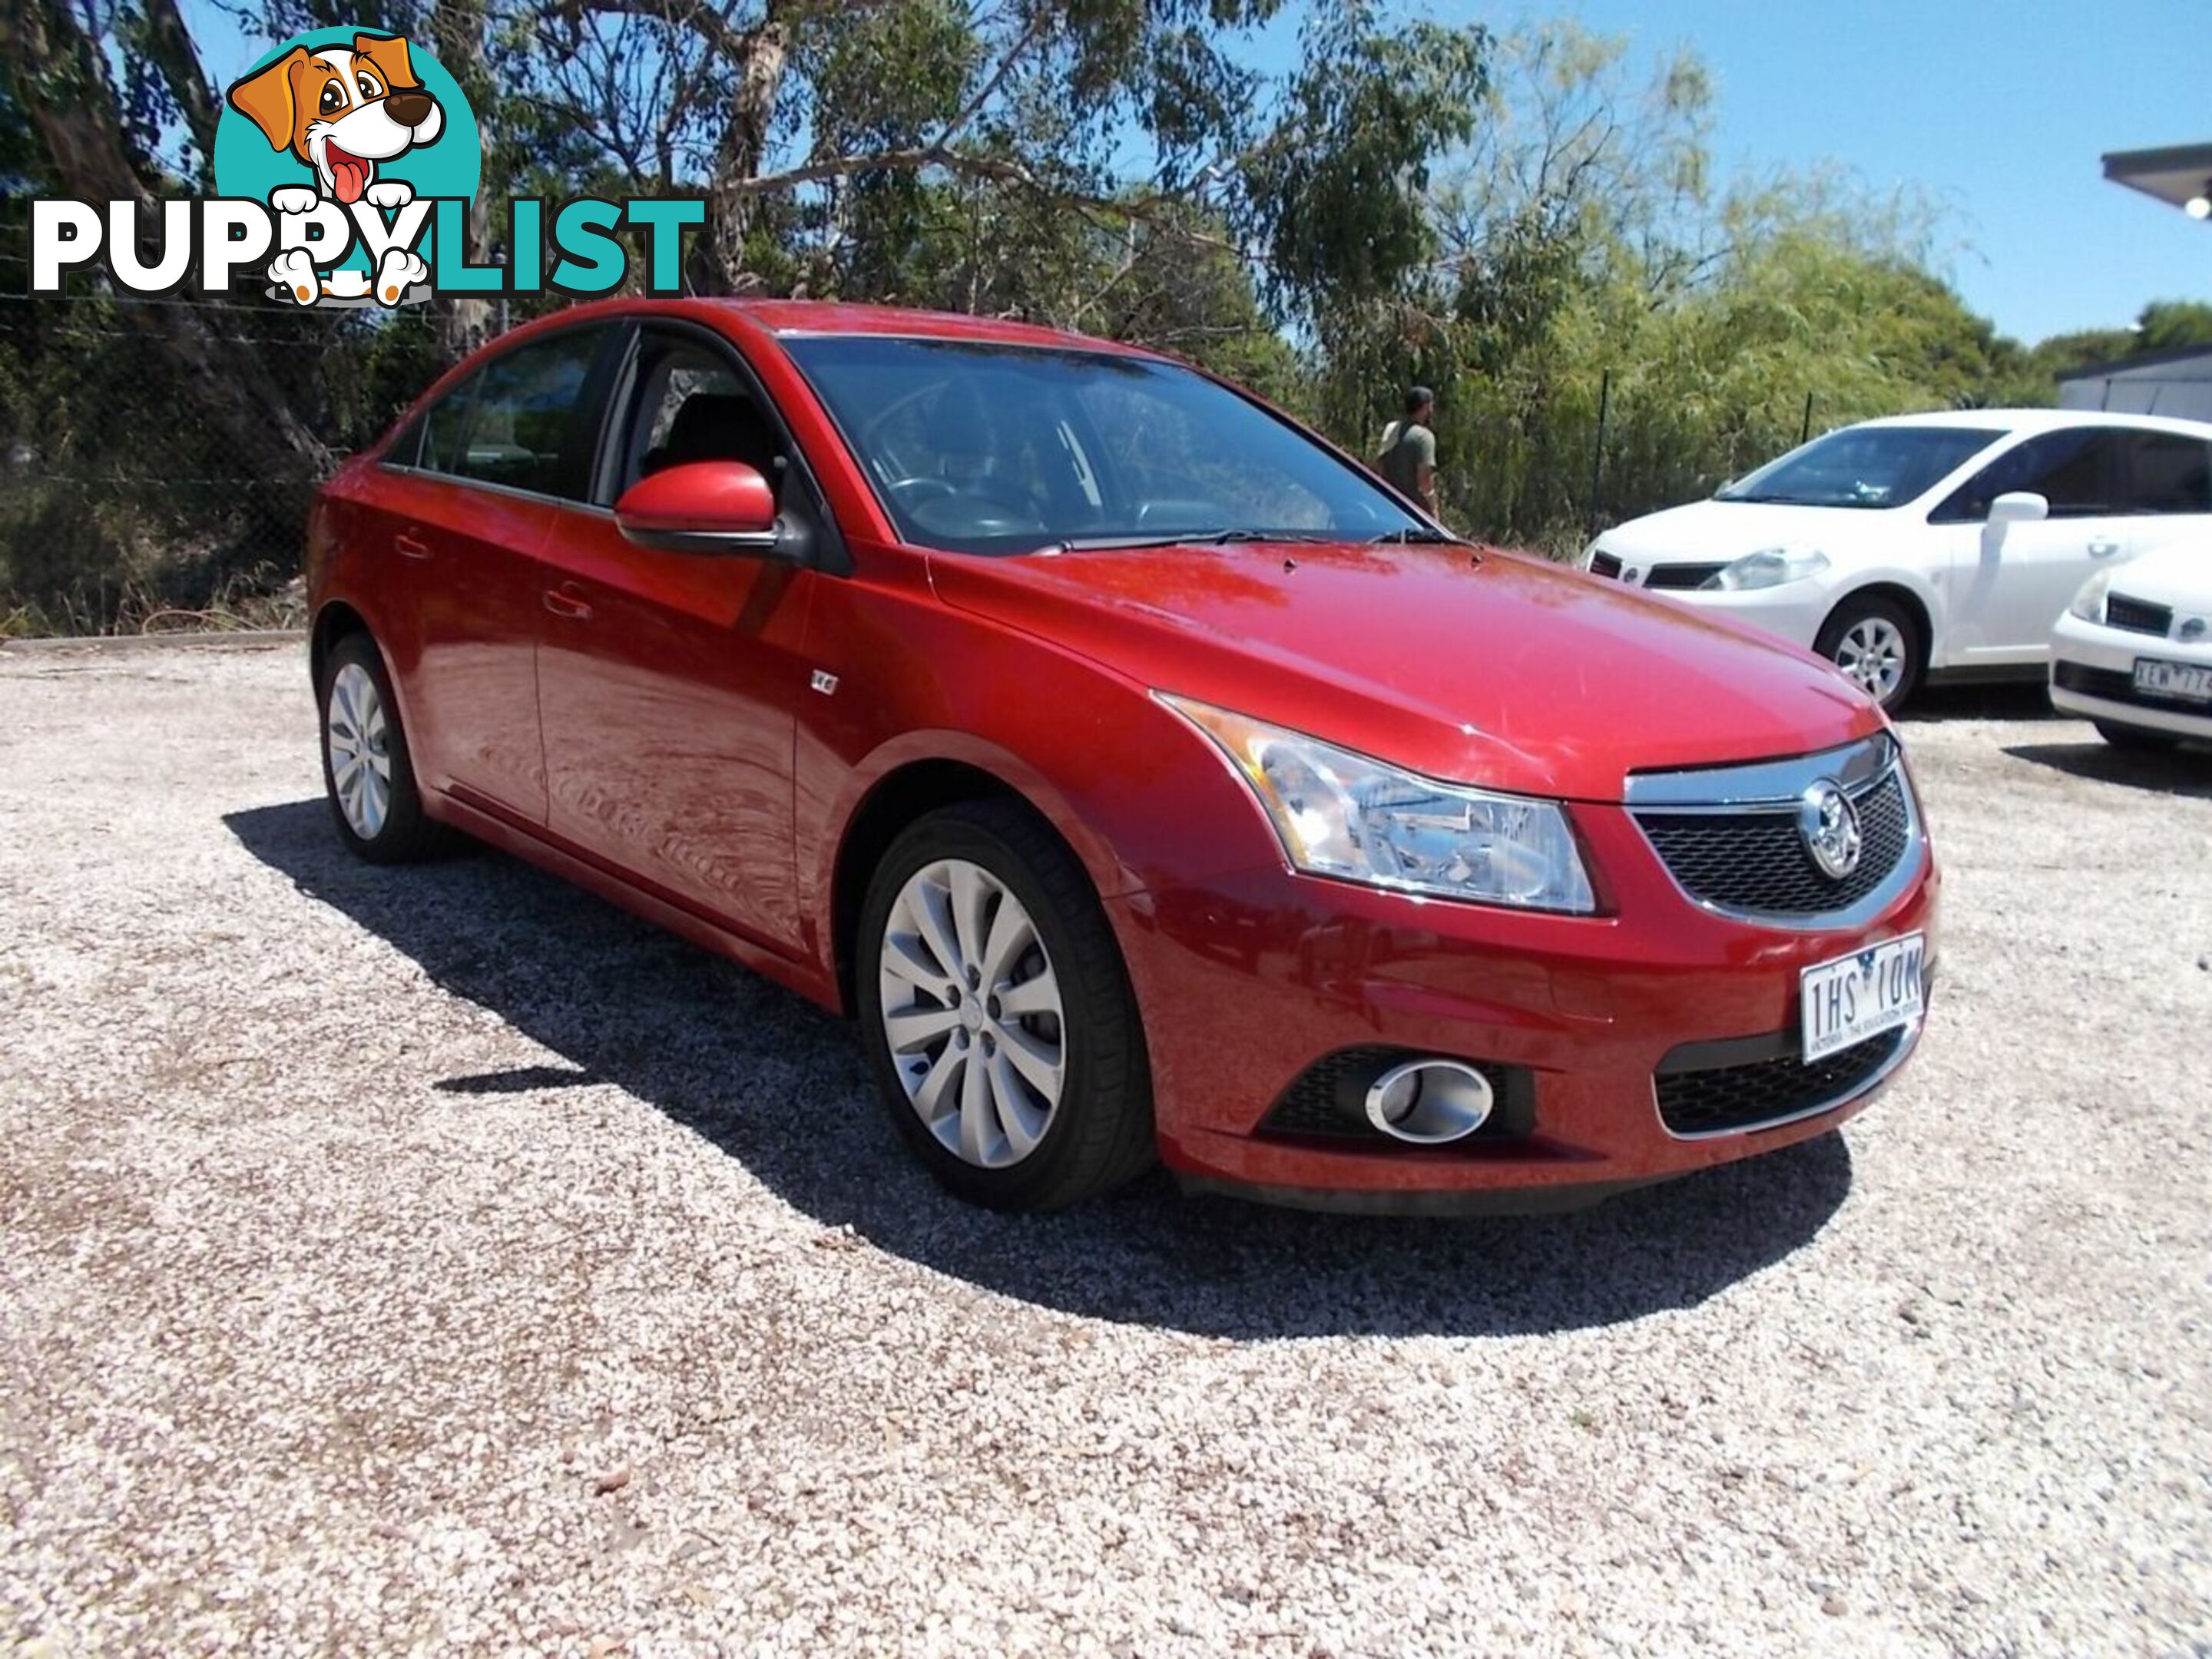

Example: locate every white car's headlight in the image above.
[2068,568,2111,624]
[1158,695,1597,913]
[1701,546,1830,591]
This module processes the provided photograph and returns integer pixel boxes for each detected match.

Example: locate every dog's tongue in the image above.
[328,147,368,204]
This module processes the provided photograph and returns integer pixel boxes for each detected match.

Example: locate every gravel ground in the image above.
[2,641,2207,1657]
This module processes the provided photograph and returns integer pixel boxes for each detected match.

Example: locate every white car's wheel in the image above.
[1816,595,1923,712]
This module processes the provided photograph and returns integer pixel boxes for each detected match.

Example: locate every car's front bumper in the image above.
[1588,563,1834,652]
[1105,796,1940,1213]
[2049,611,2212,740]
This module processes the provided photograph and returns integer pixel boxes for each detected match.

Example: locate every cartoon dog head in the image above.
[226,34,444,205]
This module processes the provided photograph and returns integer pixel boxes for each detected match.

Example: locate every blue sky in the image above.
[180,0,2205,345]
[1247,0,2208,344]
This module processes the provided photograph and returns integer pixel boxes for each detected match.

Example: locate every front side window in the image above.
[2121,431,2212,515]
[610,335,786,502]
[1717,426,1998,511]
[448,327,605,498]
[1934,429,2121,522]
[781,336,1424,555]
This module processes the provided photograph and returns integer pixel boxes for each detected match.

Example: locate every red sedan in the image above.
[306,299,1938,1212]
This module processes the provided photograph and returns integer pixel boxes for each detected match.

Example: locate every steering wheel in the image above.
[883,476,960,504]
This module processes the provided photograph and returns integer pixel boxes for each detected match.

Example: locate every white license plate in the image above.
[2134,657,2212,704]
[1800,933,1926,1064]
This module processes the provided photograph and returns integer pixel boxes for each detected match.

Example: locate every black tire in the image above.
[2094,720,2181,753]
[1815,593,1924,714]
[316,631,454,864]
[856,799,1155,1210]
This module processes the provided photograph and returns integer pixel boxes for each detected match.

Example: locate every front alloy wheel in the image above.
[1816,595,1922,712]
[856,801,1153,1209]
[879,859,1066,1167]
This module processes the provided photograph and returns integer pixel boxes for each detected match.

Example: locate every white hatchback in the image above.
[1581,409,2212,710]
[2051,540,2212,749]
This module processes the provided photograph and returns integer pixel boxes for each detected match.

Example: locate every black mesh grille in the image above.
[1262,1047,1531,1142]
[1643,562,1727,591]
[1588,551,1624,579]
[2055,659,2210,715]
[1635,770,1911,918]
[2104,593,2174,637]
[1656,1026,1905,1136]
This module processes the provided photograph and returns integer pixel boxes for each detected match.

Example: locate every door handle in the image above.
[542,584,594,621]
[2088,538,2121,558]
[393,531,431,560]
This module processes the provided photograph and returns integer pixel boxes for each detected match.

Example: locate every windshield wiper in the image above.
[1369,526,1468,545]
[1033,528,1334,554]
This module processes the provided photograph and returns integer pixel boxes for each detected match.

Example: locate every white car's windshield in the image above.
[1717,426,1998,510]
[783,336,1429,555]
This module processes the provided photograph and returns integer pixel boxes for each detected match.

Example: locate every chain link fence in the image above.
[0,282,455,636]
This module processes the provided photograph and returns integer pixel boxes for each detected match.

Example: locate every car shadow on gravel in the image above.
[229,799,1853,1339]
[2002,740,2212,797]
[1895,680,2058,724]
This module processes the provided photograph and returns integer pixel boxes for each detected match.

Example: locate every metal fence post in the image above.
[1588,368,1611,537]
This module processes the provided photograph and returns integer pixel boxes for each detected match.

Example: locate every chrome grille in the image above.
[1626,737,1922,926]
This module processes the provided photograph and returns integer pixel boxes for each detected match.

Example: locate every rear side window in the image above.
[1932,429,2121,522]
[450,329,605,498]
[2121,432,2212,514]
[416,373,478,473]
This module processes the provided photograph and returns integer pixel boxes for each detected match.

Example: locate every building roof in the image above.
[2055,343,2212,383]
[2101,141,2212,212]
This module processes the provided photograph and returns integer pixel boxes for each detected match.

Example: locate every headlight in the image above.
[1700,546,1830,591]
[2068,568,2111,624]
[1158,695,1597,913]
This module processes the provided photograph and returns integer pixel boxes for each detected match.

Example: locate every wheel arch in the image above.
[828,757,1091,1017]
[310,598,372,689]
[1821,579,1936,667]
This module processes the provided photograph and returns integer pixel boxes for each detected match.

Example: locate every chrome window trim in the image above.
[1625,734,1929,931]
[1655,1016,1924,1142]
[372,462,615,518]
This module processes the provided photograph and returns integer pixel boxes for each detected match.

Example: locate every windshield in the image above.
[781,336,1426,555]
[1717,425,2000,510]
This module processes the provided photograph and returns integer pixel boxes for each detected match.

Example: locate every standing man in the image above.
[1377,386,1438,515]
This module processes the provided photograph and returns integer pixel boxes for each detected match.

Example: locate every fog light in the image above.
[1363,1060,1495,1144]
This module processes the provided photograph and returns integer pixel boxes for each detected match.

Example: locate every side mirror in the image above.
[614,460,784,557]
[1987,491,2048,526]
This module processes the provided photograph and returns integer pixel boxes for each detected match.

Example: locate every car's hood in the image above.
[2108,539,2212,611]
[1597,498,1894,565]
[929,539,1883,802]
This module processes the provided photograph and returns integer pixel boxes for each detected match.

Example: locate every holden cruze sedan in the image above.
[306,298,1938,1212]
[1581,410,2212,712]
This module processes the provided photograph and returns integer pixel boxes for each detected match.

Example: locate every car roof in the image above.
[1847,407,2212,439]
[502,295,1157,358]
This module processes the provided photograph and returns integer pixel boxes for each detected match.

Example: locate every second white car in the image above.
[2051,540,2212,750]
[1582,409,2212,710]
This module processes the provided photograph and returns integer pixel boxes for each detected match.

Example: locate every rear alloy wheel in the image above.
[318,631,452,863]
[856,800,1154,1210]
[1816,595,1922,712]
